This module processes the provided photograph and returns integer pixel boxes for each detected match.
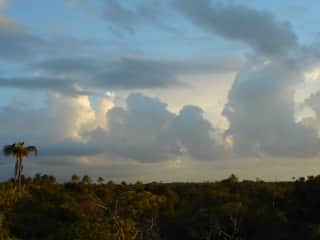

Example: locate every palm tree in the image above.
[71,174,80,183]
[97,176,104,184]
[3,141,38,191]
[82,175,92,184]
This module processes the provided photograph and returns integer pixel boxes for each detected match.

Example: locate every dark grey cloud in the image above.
[172,0,298,56]
[303,92,320,134]
[0,16,44,61]
[172,56,245,75]
[305,92,320,113]
[102,0,178,33]
[33,58,103,76]
[223,58,319,157]
[32,57,180,90]
[93,58,179,89]
[30,56,243,91]
[0,76,92,96]
[35,56,243,76]
[93,93,179,162]
[40,139,101,157]
[168,105,225,160]
[0,16,102,64]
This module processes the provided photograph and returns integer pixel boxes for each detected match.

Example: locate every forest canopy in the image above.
[0,174,320,239]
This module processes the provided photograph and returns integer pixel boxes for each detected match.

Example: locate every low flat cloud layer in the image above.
[17,56,242,92]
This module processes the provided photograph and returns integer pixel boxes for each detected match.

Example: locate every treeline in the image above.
[1,174,320,239]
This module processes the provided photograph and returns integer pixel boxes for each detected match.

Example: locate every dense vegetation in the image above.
[1,174,320,239]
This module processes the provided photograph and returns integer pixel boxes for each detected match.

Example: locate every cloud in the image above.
[0,76,93,96]
[94,93,179,162]
[29,56,243,92]
[2,0,320,182]
[0,0,7,10]
[172,0,298,56]
[167,105,225,160]
[102,0,177,33]
[84,93,225,162]
[0,16,44,61]
[223,58,319,157]
[0,92,97,143]
[32,57,180,90]
[92,57,180,89]
[303,92,320,135]
[33,57,103,77]
[0,15,101,64]
[103,0,147,32]
[169,1,320,158]
[0,92,225,163]
[32,57,181,91]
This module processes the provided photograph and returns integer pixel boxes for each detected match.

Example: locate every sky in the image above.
[2,0,320,182]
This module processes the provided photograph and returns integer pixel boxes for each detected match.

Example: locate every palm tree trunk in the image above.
[14,156,18,181]
[18,154,22,192]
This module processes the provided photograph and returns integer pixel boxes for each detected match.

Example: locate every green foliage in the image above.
[2,175,320,239]
[0,212,12,240]
[65,219,114,240]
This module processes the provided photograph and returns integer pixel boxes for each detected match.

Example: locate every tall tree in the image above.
[71,174,80,183]
[97,177,105,184]
[82,175,92,184]
[3,142,38,191]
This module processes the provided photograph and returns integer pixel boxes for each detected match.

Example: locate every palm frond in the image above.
[26,146,38,156]
[3,144,15,156]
